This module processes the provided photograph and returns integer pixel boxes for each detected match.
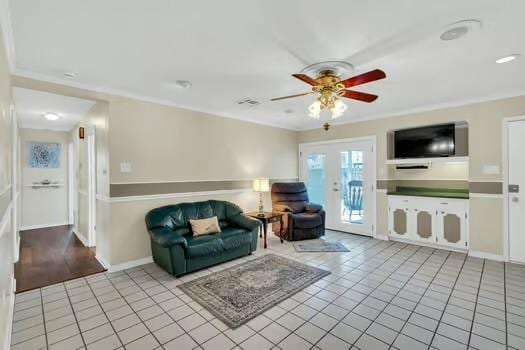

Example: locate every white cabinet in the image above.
[388,196,468,250]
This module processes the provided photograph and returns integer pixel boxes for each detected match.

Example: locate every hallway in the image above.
[15,225,106,293]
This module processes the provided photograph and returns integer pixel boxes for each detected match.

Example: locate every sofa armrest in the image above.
[148,227,187,248]
[273,204,293,213]
[229,214,262,231]
[305,203,323,213]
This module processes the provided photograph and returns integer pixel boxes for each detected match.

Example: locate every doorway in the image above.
[299,137,376,236]
[505,117,525,263]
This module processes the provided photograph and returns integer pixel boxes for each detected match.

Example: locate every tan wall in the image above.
[299,96,525,254]
[19,129,70,228]
[0,30,15,349]
[470,197,503,255]
[108,98,298,183]
[108,191,265,265]
[102,99,298,265]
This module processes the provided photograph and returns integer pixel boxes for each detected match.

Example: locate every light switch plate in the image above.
[483,165,500,175]
[120,162,132,173]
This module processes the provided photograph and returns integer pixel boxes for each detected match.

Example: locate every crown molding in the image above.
[11,68,525,133]
[13,69,297,131]
[297,91,525,131]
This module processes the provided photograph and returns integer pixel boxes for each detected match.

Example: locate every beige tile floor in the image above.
[10,230,525,350]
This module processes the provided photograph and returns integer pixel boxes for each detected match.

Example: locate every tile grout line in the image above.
[123,266,216,348]
[425,252,469,348]
[308,242,422,348]
[466,258,486,348]
[355,248,451,349]
[82,274,131,348]
[40,288,50,349]
[385,250,455,349]
[504,262,509,348]
[257,238,399,348]
[62,280,89,349]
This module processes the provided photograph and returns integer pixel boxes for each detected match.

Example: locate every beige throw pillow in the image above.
[190,216,221,236]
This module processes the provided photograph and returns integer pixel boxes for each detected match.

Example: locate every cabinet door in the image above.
[388,197,412,240]
[436,201,467,249]
[413,203,436,244]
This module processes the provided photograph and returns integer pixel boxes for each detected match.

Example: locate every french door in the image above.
[299,138,376,236]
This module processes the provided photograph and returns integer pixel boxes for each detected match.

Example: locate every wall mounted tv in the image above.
[394,123,456,159]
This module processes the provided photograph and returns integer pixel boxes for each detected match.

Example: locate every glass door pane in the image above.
[306,154,326,208]
[340,150,364,225]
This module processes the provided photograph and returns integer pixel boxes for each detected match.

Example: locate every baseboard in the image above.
[98,256,154,273]
[388,236,468,253]
[374,234,389,241]
[72,229,89,247]
[4,274,15,350]
[468,250,504,262]
[95,254,110,270]
[20,222,69,231]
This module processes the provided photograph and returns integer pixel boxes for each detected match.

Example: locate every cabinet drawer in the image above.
[435,200,467,214]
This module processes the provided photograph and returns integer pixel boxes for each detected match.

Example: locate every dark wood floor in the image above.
[15,225,106,293]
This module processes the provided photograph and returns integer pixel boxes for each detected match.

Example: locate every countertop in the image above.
[387,186,469,199]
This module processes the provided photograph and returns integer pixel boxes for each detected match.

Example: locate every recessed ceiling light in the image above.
[440,19,482,41]
[63,72,76,78]
[496,54,520,64]
[174,80,192,89]
[44,112,59,121]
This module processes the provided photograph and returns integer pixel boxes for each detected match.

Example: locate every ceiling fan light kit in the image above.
[272,62,386,130]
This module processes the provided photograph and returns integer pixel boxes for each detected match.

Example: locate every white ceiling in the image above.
[13,87,96,131]
[7,0,525,130]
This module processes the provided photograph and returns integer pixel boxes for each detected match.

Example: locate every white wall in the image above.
[19,129,70,229]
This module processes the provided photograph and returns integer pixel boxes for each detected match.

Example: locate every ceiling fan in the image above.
[272,68,386,130]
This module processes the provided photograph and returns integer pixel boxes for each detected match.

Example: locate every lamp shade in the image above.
[252,178,270,192]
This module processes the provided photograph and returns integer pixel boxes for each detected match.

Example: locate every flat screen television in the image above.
[394,123,455,159]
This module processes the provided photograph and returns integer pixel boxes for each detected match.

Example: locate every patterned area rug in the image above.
[179,254,330,328]
[293,240,350,252]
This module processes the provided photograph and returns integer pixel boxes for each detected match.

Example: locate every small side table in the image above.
[247,211,284,249]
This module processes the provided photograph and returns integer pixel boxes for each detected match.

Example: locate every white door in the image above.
[330,140,375,235]
[87,132,97,246]
[508,120,525,263]
[300,138,376,237]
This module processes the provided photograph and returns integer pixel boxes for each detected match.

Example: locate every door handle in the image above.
[333,188,340,192]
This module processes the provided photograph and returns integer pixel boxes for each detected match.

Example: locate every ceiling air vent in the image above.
[237,98,260,107]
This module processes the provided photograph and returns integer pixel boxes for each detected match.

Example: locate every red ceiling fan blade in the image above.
[341,90,379,103]
[292,73,319,86]
[340,69,386,88]
[271,92,314,101]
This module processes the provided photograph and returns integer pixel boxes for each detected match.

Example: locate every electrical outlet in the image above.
[120,162,132,173]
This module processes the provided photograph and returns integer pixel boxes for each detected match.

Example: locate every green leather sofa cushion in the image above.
[186,235,224,258]
[220,228,252,250]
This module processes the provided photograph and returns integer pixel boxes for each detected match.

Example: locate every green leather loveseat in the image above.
[145,200,261,277]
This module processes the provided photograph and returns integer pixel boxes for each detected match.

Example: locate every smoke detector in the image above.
[440,20,482,41]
